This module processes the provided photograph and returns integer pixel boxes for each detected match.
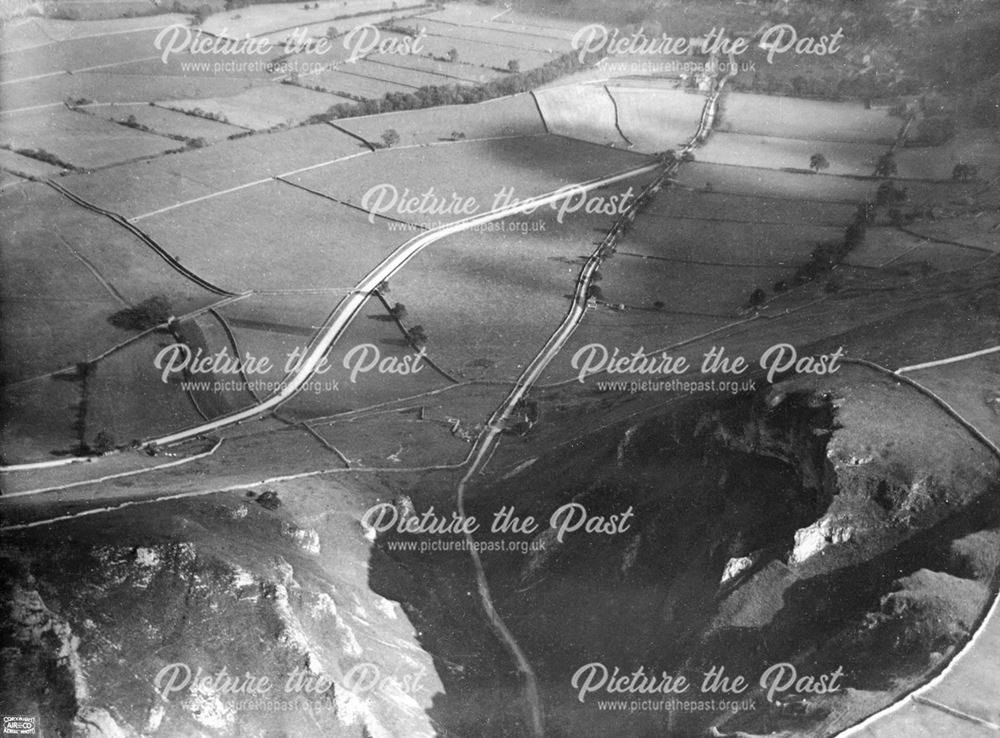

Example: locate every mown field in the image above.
[137,179,407,292]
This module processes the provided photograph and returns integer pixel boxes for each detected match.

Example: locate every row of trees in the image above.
[310,49,599,123]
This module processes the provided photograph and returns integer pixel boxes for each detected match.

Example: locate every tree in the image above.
[326,26,339,40]
[376,280,389,294]
[448,48,459,63]
[389,302,407,320]
[508,59,520,73]
[809,152,829,173]
[381,129,400,148]
[952,163,978,181]
[92,430,116,454]
[748,287,766,307]
[408,325,428,349]
[874,152,897,178]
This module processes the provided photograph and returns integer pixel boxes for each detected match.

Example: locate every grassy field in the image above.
[396,32,554,70]
[330,93,545,146]
[0,25,164,81]
[86,103,243,142]
[719,92,904,144]
[656,189,856,226]
[533,84,629,148]
[844,226,988,273]
[382,178,655,382]
[699,131,883,177]
[620,212,838,268]
[366,53,503,84]
[430,4,582,38]
[0,72,270,112]
[137,180,406,291]
[400,16,572,54]
[61,123,366,219]
[1,15,191,52]
[895,128,1000,180]
[287,134,650,228]
[0,146,68,177]
[609,85,706,152]
[675,162,876,203]
[201,0,417,38]
[0,183,218,383]
[0,107,181,169]
[600,256,792,315]
[279,295,453,418]
[904,354,1000,447]
[160,84,353,129]
[0,370,86,463]
[310,409,472,467]
[305,67,416,98]
[0,170,24,190]
[83,331,206,446]
[346,58,483,88]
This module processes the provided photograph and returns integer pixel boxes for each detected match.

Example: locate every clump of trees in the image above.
[907,116,956,147]
[379,129,400,148]
[809,152,829,173]
[256,490,281,510]
[874,152,898,178]
[90,430,117,454]
[952,163,978,181]
[408,325,428,350]
[109,296,173,331]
